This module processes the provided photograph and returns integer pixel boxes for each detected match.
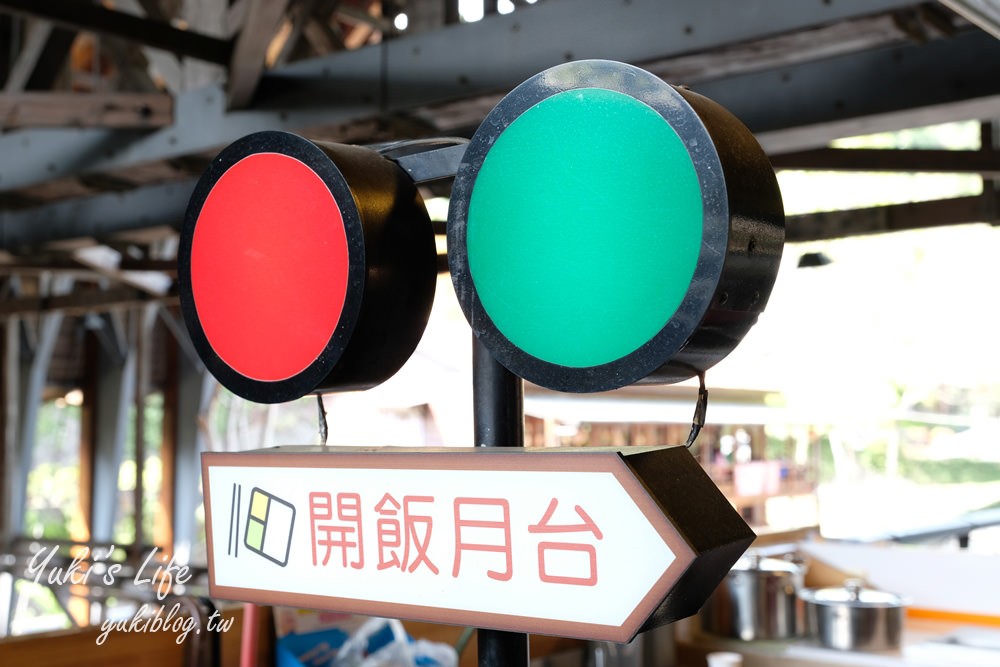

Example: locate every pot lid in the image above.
[733,551,801,575]
[802,579,905,608]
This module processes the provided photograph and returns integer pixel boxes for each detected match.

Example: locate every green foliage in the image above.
[25,400,85,540]
[815,434,835,484]
[765,434,792,461]
[114,392,166,545]
[12,581,71,632]
[123,391,165,459]
[857,443,887,474]
[25,462,85,540]
[899,457,1000,485]
[35,401,81,464]
[23,392,168,546]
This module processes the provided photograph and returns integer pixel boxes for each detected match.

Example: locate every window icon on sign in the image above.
[235,486,296,567]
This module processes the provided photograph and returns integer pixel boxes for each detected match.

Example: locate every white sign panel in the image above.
[202,448,697,642]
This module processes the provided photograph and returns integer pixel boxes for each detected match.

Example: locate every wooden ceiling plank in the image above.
[302,15,345,54]
[335,3,391,32]
[272,0,324,66]
[72,245,172,296]
[0,92,172,129]
[226,0,291,108]
[939,0,1000,39]
[0,286,176,318]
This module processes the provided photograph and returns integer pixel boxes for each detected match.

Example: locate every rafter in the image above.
[770,147,1000,177]
[4,20,54,92]
[0,92,172,129]
[2,19,77,92]
[226,0,291,108]
[72,245,173,296]
[786,190,1000,242]
[2,0,991,195]
[0,285,176,318]
[0,0,233,65]
[0,179,196,251]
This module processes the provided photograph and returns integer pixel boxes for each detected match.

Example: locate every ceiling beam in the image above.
[0,14,12,88]
[2,19,77,92]
[264,0,927,110]
[335,4,392,33]
[226,0,291,109]
[786,190,999,242]
[770,147,1000,177]
[0,71,371,193]
[4,20,53,91]
[0,0,933,192]
[4,170,998,252]
[939,0,1000,39]
[642,13,912,86]
[411,28,1000,151]
[0,179,196,252]
[271,0,322,66]
[0,92,173,130]
[0,286,176,318]
[0,49,378,192]
[113,0,183,93]
[697,29,1000,154]
[71,245,173,296]
[0,0,233,65]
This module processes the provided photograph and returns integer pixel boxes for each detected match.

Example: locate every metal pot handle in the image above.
[843,578,866,601]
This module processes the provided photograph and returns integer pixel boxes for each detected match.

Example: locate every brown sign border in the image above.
[202,447,696,643]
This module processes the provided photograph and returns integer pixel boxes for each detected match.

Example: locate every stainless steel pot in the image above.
[699,552,806,641]
[799,579,906,651]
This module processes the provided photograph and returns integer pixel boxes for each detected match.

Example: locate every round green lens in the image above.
[466,87,703,368]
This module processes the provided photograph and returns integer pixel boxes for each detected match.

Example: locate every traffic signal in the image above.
[185,61,775,642]
[448,60,784,393]
[180,60,783,402]
[179,131,437,403]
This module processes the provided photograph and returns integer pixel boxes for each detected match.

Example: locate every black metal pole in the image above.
[473,338,523,447]
[478,629,529,667]
[472,336,528,667]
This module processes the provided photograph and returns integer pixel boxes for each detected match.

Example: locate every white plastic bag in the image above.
[334,617,457,667]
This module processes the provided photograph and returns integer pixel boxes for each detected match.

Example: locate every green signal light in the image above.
[448,60,784,393]
[466,88,703,368]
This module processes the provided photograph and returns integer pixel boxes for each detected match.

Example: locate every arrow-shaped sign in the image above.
[203,446,752,643]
